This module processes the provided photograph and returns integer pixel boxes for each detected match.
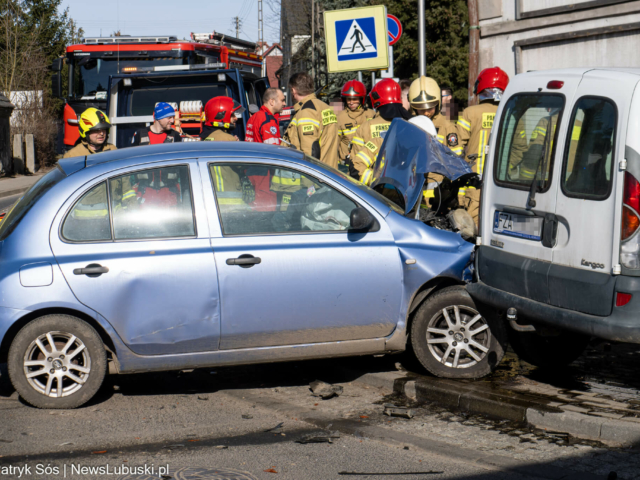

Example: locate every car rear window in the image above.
[0,167,66,241]
[494,94,565,192]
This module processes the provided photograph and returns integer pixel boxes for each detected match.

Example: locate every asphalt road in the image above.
[0,357,634,480]
[0,193,22,215]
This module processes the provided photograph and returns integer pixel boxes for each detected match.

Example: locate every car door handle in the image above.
[73,264,109,277]
[226,255,261,267]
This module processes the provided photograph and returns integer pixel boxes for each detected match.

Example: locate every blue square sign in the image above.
[335,17,378,61]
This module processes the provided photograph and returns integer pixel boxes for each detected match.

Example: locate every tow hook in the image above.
[507,307,536,332]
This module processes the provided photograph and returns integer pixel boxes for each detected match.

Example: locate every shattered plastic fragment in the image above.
[383,405,413,419]
[297,433,341,444]
[242,414,253,419]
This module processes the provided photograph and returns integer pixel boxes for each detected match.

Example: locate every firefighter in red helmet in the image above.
[457,66,510,226]
[337,80,373,167]
[350,78,410,184]
[200,96,245,142]
[201,96,247,206]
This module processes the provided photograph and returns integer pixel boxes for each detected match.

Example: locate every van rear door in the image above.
[479,72,582,305]
[547,70,634,316]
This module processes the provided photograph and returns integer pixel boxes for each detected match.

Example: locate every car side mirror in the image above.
[350,207,376,231]
[248,103,259,114]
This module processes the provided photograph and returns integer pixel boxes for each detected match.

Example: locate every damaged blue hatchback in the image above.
[1,120,502,409]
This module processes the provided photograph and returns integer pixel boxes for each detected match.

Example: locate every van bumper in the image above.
[467,279,640,344]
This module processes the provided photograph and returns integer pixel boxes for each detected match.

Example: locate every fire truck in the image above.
[51,34,265,150]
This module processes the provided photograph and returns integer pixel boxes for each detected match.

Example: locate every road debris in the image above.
[310,380,343,399]
[215,445,228,449]
[197,395,209,401]
[383,404,413,419]
[91,450,107,455]
[0,439,13,444]
[264,468,278,473]
[297,433,341,444]
[242,414,253,419]
[58,442,74,446]
[265,422,284,433]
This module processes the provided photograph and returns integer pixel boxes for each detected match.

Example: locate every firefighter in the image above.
[457,67,509,226]
[200,96,244,141]
[130,102,182,146]
[63,108,117,158]
[201,97,247,206]
[408,76,461,155]
[408,77,461,207]
[350,78,410,185]
[245,87,285,145]
[336,80,374,167]
[283,72,339,168]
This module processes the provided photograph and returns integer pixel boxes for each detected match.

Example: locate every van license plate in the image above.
[493,211,543,241]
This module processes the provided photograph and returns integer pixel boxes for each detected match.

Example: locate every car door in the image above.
[50,161,221,355]
[548,71,634,316]
[202,159,403,350]
[480,74,581,304]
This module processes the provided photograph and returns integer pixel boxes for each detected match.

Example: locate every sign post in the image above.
[324,6,389,73]
[381,14,402,81]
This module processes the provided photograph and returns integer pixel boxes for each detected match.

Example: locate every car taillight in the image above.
[622,172,640,240]
[616,292,632,307]
[621,172,640,269]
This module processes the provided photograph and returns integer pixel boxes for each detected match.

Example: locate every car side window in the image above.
[109,166,195,240]
[561,97,616,200]
[62,182,112,242]
[209,163,358,235]
[494,94,565,192]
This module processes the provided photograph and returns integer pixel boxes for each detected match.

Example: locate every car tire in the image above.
[8,315,107,409]
[508,328,590,368]
[411,285,507,379]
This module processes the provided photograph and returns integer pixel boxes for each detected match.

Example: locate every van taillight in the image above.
[622,172,640,240]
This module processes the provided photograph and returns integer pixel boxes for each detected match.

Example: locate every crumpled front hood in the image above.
[371,118,473,215]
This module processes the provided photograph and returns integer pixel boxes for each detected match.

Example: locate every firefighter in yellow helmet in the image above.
[408,77,461,207]
[457,67,509,226]
[63,108,117,158]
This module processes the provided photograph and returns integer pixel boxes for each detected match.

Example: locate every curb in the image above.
[349,369,640,446]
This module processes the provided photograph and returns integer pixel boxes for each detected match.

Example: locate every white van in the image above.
[467,68,640,368]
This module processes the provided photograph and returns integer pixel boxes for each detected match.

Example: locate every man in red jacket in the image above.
[246,88,285,145]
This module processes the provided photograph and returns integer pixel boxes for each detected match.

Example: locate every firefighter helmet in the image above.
[78,108,111,139]
[369,79,402,109]
[474,67,509,95]
[341,80,367,99]
[408,76,440,111]
[204,96,245,128]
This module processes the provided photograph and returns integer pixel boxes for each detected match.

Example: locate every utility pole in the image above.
[233,17,241,38]
[418,0,425,77]
[311,0,315,80]
[468,0,480,106]
[258,0,264,76]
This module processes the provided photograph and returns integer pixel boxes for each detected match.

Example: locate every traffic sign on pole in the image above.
[324,5,389,73]
[387,14,402,46]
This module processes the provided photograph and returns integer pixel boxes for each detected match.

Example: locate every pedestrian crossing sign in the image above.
[324,5,389,73]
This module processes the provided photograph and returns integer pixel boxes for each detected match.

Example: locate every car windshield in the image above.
[303,155,404,215]
[73,57,188,98]
[0,167,66,241]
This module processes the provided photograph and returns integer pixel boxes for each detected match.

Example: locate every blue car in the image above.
[1,121,499,409]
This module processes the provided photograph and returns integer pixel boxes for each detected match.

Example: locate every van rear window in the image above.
[494,94,565,192]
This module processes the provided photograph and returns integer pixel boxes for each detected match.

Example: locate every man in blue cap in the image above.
[130,102,182,146]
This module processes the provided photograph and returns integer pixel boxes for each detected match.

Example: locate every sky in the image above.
[58,0,280,46]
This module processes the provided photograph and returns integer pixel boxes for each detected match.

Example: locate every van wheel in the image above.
[411,286,507,379]
[508,329,590,368]
[7,315,107,409]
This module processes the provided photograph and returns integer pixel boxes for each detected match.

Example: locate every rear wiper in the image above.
[527,122,552,209]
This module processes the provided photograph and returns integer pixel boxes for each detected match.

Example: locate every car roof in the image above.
[58,142,306,176]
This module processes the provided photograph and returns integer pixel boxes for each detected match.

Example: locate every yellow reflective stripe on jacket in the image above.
[478,130,488,176]
[571,126,582,141]
[436,134,445,143]
[297,118,320,127]
[289,119,298,126]
[339,127,358,135]
[423,189,435,198]
[519,130,526,138]
[272,176,301,185]
[356,151,373,167]
[361,169,374,186]
[73,207,108,218]
[450,146,463,155]
[217,198,244,205]
[351,136,365,146]
[458,118,471,132]
[122,190,136,201]
[214,166,225,192]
